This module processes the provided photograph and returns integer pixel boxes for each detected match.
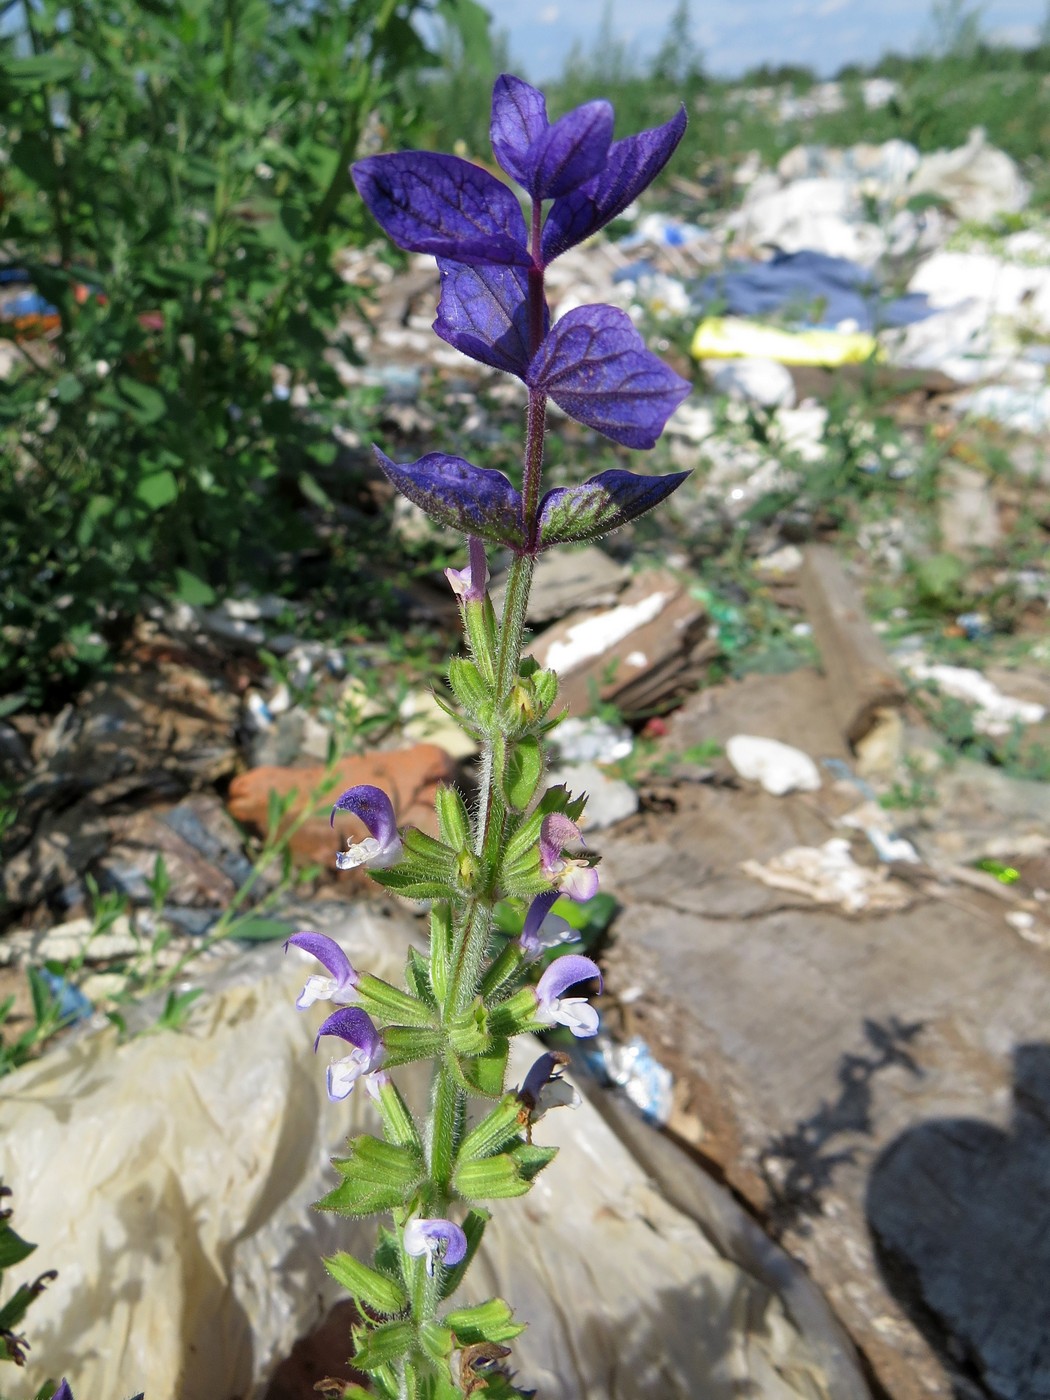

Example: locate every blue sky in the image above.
[480,0,1045,80]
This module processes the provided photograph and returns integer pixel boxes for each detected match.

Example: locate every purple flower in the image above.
[539,813,600,902]
[535,954,603,1038]
[445,536,489,603]
[519,1050,581,1120]
[330,784,402,871]
[314,1007,385,1101]
[520,891,577,961]
[50,1386,73,1400]
[284,931,359,1010]
[403,1216,468,1277]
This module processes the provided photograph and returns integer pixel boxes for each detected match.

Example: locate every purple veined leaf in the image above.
[525,100,614,201]
[352,153,530,268]
[537,467,691,549]
[434,260,544,378]
[374,449,526,548]
[490,74,614,202]
[527,304,692,448]
[541,106,688,263]
[490,74,549,186]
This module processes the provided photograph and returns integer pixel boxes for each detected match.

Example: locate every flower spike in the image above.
[330,784,402,871]
[404,1216,468,1277]
[314,1007,385,1101]
[535,955,603,1038]
[284,931,360,1009]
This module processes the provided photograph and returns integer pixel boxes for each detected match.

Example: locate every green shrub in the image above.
[0,0,489,703]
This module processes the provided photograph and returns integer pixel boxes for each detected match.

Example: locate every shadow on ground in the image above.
[866,1042,1050,1400]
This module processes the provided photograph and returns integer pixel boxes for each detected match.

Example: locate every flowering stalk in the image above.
[284,75,689,1399]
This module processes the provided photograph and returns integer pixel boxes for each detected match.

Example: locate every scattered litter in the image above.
[726,734,822,796]
[528,570,711,719]
[756,540,806,574]
[900,658,1046,736]
[549,716,634,765]
[618,212,710,250]
[37,969,94,1025]
[955,383,1050,436]
[587,1032,674,1125]
[906,127,1029,224]
[840,801,921,864]
[1006,910,1050,949]
[705,357,796,409]
[692,316,879,366]
[696,250,933,333]
[742,838,913,913]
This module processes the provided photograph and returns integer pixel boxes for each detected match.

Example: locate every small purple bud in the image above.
[445,535,489,603]
[404,1216,468,1277]
[284,931,360,1010]
[50,1385,74,1400]
[535,954,603,1038]
[314,1007,385,1101]
[330,784,402,871]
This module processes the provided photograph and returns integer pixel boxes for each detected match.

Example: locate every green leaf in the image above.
[1,55,79,89]
[356,974,434,1027]
[435,785,471,851]
[444,1298,525,1346]
[320,1136,424,1215]
[429,903,452,1005]
[117,376,166,425]
[503,736,542,811]
[298,469,333,510]
[456,1095,524,1164]
[228,916,295,943]
[0,1222,36,1270]
[454,1145,553,1200]
[418,1320,454,1368]
[370,866,458,902]
[173,569,217,607]
[324,1251,407,1316]
[155,987,204,1031]
[0,1281,43,1332]
[381,1025,445,1068]
[456,1038,508,1098]
[435,0,492,68]
[404,947,437,1010]
[136,469,179,509]
[350,1320,416,1373]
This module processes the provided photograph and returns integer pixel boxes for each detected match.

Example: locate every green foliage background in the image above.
[0,0,489,703]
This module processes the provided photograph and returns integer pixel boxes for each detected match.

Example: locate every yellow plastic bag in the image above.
[691,315,881,366]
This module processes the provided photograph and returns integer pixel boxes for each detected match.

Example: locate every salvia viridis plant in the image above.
[283,75,690,1400]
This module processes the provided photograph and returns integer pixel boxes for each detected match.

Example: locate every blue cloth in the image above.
[696,250,933,333]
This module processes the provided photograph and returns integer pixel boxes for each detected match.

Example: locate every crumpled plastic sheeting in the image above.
[2,905,851,1400]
